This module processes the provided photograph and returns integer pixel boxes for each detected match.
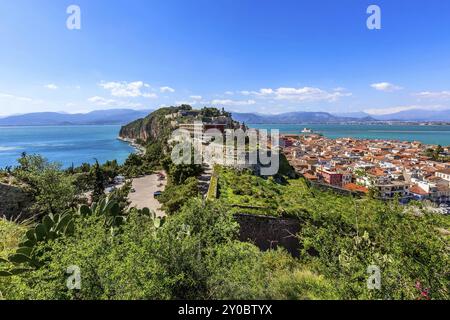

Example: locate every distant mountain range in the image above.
[331,112,372,119]
[0,109,152,126]
[231,111,375,124]
[2,108,450,126]
[233,109,450,123]
[372,109,450,122]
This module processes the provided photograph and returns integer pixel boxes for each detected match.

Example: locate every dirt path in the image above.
[128,171,167,217]
[198,164,212,197]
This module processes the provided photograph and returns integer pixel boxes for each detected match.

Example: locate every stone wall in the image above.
[234,213,301,257]
[0,183,33,221]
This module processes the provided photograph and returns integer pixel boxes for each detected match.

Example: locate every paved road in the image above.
[128,172,167,217]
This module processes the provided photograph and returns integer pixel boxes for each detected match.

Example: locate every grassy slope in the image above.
[217,166,314,217]
[216,166,450,230]
[0,219,27,259]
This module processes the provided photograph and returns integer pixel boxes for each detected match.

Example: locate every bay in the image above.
[2,124,450,170]
[0,125,135,169]
[248,123,450,146]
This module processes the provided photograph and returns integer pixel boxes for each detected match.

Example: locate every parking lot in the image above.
[128,171,167,217]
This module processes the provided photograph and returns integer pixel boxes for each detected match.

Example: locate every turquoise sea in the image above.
[1,124,450,169]
[249,124,450,146]
[0,125,135,169]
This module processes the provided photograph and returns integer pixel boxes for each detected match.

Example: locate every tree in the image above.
[159,177,199,214]
[91,160,106,203]
[425,145,447,161]
[14,154,77,215]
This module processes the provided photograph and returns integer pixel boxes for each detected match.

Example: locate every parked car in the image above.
[105,186,117,193]
[153,191,163,197]
[130,188,136,193]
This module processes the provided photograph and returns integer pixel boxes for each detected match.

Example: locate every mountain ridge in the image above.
[2,108,450,126]
[373,109,450,122]
[0,109,152,126]
[231,111,376,124]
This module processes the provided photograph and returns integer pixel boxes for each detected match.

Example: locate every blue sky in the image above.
[1,0,450,116]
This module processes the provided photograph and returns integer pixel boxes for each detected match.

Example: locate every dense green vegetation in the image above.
[215,167,450,299]
[0,219,28,261]
[119,106,189,139]
[158,177,199,215]
[216,166,305,216]
[1,198,337,300]
[2,157,448,299]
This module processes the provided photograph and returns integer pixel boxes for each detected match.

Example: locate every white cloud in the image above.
[142,93,158,99]
[415,91,450,100]
[88,96,115,106]
[88,96,142,108]
[99,81,156,98]
[160,86,175,93]
[45,84,59,90]
[259,88,275,95]
[211,99,256,106]
[239,87,351,102]
[175,99,204,106]
[370,82,403,92]
[0,92,43,104]
[175,95,206,106]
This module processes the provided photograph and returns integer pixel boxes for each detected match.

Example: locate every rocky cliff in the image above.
[119,106,181,144]
[119,105,237,145]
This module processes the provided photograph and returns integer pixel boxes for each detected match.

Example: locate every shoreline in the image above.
[117,136,145,155]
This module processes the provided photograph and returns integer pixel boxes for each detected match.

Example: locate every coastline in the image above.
[117,136,146,155]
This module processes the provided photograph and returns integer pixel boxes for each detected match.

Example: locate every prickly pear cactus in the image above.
[0,210,75,276]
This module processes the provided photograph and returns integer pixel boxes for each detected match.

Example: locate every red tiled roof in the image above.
[409,185,428,196]
[303,173,317,180]
[369,168,386,177]
[436,168,450,175]
[343,183,368,193]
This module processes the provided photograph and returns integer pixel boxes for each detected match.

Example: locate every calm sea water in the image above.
[249,124,450,146]
[0,125,135,169]
[1,124,450,169]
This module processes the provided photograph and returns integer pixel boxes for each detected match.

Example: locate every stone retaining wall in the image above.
[0,183,33,221]
[234,213,301,257]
